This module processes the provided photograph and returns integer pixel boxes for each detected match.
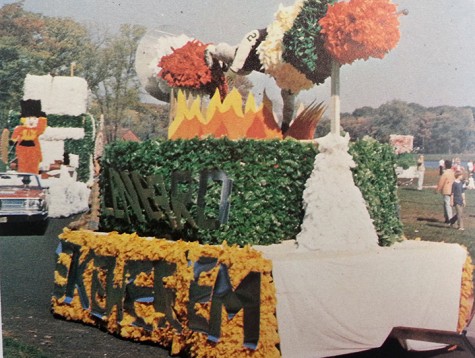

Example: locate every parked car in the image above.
[0,172,49,234]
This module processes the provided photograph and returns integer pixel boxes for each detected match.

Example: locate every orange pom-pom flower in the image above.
[158,40,228,98]
[319,0,401,65]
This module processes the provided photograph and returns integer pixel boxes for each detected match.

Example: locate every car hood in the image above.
[0,188,46,198]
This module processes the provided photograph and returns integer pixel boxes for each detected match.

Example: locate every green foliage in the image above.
[4,337,51,358]
[100,138,316,246]
[124,102,169,140]
[0,2,94,118]
[282,0,335,85]
[395,153,416,169]
[349,138,403,246]
[64,115,96,182]
[0,37,32,119]
[100,138,402,247]
[342,100,475,154]
[369,101,422,143]
[7,112,96,182]
[85,24,147,143]
[0,3,155,144]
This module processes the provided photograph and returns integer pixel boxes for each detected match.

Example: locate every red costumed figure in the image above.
[11,99,48,174]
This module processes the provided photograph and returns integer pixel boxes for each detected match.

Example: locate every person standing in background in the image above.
[436,160,455,225]
[439,158,445,175]
[416,154,425,190]
[450,171,466,230]
[467,160,473,175]
[468,160,475,189]
[453,157,463,172]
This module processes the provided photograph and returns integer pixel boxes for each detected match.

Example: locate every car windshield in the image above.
[0,173,42,189]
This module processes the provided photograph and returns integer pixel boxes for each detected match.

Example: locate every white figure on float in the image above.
[296,133,379,251]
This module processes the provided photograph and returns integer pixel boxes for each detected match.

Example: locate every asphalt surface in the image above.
[1,217,474,357]
[0,217,172,358]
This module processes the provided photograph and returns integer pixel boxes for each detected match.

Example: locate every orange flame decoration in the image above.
[168,88,283,140]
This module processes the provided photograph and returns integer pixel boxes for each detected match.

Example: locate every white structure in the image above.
[23,74,90,171]
[39,127,85,172]
[296,133,379,251]
[23,74,89,116]
[22,75,87,169]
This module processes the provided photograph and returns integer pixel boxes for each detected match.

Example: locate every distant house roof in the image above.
[119,129,140,142]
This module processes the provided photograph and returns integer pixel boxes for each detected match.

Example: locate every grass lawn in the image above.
[398,168,475,261]
[2,337,50,358]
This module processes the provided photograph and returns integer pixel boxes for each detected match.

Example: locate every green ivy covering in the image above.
[350,138,403,246]
[100,137,402,247]
[282,0,335,84]
[7,112,96,182]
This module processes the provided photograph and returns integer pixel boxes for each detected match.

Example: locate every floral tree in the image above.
[260,0,403,133]
[293,0,406,252]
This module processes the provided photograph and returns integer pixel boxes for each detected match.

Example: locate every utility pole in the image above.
[330,60,341,135]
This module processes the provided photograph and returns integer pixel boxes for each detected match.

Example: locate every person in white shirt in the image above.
[439,158,445,175]
[416,154,425,190]
[467,160,473,174]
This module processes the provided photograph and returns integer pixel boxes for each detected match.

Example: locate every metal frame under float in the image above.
[390,307,475,357]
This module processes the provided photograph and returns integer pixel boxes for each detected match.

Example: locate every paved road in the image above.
[0,217,172,358]
[1,218,474,357]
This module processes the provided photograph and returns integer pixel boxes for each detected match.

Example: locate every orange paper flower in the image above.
[158,40,228,98]
[319,0,401,65]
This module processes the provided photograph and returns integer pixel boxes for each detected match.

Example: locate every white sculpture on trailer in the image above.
[23,73,89,116]
[21,73,92,217]
[296,61,379,251]
[23,74,91,173]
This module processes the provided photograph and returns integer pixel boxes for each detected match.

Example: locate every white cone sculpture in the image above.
[297,132,379,251]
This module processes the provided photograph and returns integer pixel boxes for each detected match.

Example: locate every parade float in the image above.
[3,74,94,217]
[50,0,474,357]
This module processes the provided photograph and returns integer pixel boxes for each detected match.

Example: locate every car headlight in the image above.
[23,199,43,209]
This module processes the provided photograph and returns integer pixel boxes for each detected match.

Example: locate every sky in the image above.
[2,0,475,113]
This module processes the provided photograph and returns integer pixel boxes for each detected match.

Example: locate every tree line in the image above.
[316,100,475,154]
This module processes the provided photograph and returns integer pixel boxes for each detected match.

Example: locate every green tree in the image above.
[352,106,375,118]
[340,114,373,140]
[426,107,475,154]
[415,112,432,151]
[85,24,147,143]
[340,101,475,154]
[0,37,31,124]
[370,100,417,142]
[0,1,95,125]
[124,103,169,140]
[315,116,331,137]
[38,17,92,75]
[0,2,41,122]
